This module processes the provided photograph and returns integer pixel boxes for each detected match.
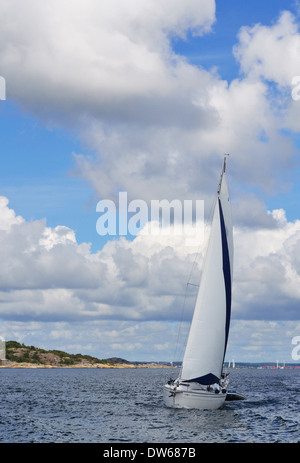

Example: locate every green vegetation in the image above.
[5,341,43,364]
[48,349,105,364]
[5,340,109,365]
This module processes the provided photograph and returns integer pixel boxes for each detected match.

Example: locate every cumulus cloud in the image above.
[0,196,299,360]
[0,196,299,325]
[0,0,297,204]
[233,209,300,320]
[233,10,300,133]
[0,197,23,230]
[70,8,299,202]
[0,196,198,323]
[226,320,300,363]
[232,193,280,229]
[73,73,293,203]
[234,10,300,86]
[0,0,216,122]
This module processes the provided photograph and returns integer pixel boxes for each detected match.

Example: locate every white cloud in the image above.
[70,13,299,201]
[234,11,300,86]
[0,0,216,122]
[0,196,299,324]
[0,0,297,207]
[226,320,300,363]
[233,209,300,320]
[0,195,299,361]
[39,226,77,251]
[0,197,23,230]
[233,10,300,133]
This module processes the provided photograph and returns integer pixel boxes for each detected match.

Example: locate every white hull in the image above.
[163,384,226,410]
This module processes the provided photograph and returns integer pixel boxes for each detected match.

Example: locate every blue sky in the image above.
[0,101,97,247]
[0,0,299,363]
[173,0,292,81]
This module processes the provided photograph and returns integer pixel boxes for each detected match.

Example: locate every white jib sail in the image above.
[180,165,233,385]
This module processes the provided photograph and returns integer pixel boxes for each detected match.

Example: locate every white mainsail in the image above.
[180,158,233,385]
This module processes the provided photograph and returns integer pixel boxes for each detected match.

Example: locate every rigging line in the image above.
[172,230,203,365]
[172,217,204,365]
[172,281,190,365]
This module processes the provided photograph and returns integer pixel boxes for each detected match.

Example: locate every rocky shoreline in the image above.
[0,341,173,369]
[0,359,170,369]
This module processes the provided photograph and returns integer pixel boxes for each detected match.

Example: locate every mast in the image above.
[218,154,229,195]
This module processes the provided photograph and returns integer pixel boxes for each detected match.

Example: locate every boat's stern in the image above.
[163,383,176,408]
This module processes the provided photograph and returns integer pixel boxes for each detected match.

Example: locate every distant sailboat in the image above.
[163,156,234,410]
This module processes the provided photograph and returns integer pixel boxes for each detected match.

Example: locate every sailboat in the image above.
[163,156,234,410]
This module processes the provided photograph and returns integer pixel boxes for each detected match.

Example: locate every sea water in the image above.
[0,367,299,443]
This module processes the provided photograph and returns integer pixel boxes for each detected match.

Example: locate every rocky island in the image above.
[0,341,171,369]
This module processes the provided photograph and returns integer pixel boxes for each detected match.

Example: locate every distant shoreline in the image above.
[1,341,174,370]
[2,341,299,370]
[0,360,173,369]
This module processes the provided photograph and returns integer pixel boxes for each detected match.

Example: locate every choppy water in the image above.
[0,367,299,443]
